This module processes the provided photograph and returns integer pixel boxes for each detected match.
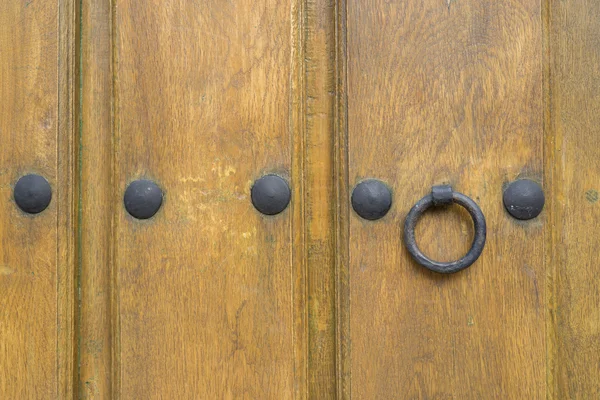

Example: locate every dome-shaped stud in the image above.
[124,179,163,219]
[351,179,392,220]
[14,174,52,214]
[503,179,545,220]
[251,174,291,215]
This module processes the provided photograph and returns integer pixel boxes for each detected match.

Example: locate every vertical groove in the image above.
[110,0,120,397]
[76,0,84,396]
[78,0,114,397]
[303,0,338,397]
[334,0,350,397]
[543,0,558,398]
[57,0,79,397]
[291,0,308,396]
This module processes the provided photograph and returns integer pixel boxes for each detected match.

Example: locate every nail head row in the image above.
[11,174,544,221]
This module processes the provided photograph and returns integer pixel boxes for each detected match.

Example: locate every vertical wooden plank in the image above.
[112,0,301,397]
[334,0,351,397]
[58,0,79,398]
[549,0,600,397]
[303,0,338,397]
[0,0,76,397]
[346,0,545,397]
[291,0,309,398]
[79,0,115,398]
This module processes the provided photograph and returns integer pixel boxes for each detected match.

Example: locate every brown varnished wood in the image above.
[58,0,79,398]
[3,0,600,397]
[111,0,301,397]
[291,1,309,398]
[0,0,76,398]
[303,0,338,397]
[334,0,351,397]
[79,0,115,397]
[345,0,546,397]
[549,0,600,397]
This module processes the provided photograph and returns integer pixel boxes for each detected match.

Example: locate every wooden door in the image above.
[1,0,599,398]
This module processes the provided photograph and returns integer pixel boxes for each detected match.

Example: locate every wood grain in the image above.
[111,0,300,397]
[0,0,76,398]
[58,0,78,398]
[3,0,599,397]
[303,0,338,397]
[334,0,351,397]
[549,0,600,397]
[345,0,545,397]
[79,0,115,397]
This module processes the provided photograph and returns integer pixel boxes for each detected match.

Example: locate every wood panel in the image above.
[303,0,338,397]
[549,0,600,397]
[345,0,545,397]
[3,0,597,397]
[0,0,76,398]
[79,0,115,397]
[110,0,302,397]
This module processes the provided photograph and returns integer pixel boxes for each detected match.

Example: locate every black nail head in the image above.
[14,174,52,214]
[124,179,163,219]
[351,179,392,220]
[503,179,545,220]
[251,174,291,215]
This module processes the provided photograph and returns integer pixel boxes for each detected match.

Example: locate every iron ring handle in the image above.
[403,185,486,274]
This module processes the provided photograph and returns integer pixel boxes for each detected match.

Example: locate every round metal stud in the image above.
[124,179,163,219]
[351,179,392,220]
[13,174,52,214]
[251,174,291,215]
[503,179,545,220]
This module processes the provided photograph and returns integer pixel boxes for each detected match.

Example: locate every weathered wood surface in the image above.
[0,0,76,398]
[1,0,600,398]
[345,0,546,397]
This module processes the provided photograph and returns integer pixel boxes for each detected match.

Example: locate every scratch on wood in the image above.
[230,300,248,357]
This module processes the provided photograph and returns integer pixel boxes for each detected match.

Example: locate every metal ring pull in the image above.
[403,185,486,274]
